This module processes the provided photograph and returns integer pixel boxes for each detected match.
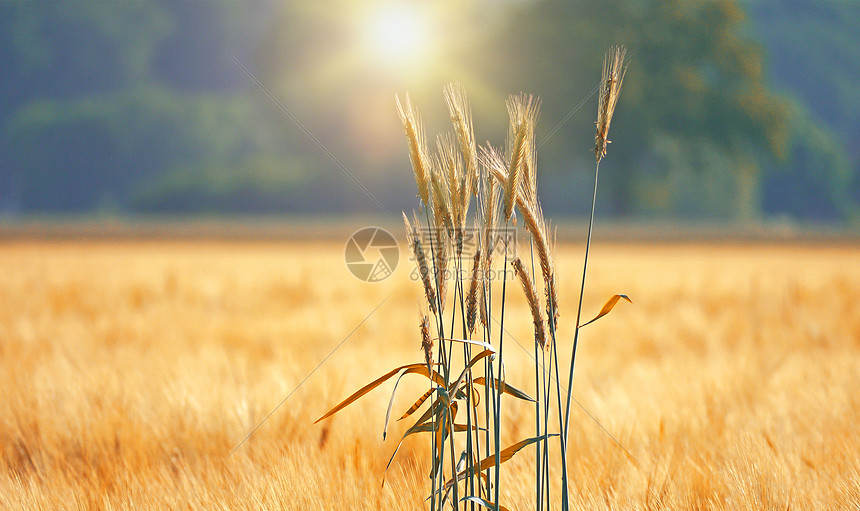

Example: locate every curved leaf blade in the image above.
[461,496,510,511]
[399,387,434,420]
[381,366,446,438]
[449,349,495,396]
[383,367,438,439]
[441,337,497,353]
[315,363,426,424]
[444,434,558,489]
[579,294,632,328]
[473,376,535,402]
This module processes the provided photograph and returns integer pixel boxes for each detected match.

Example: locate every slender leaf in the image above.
[399,387,434,420]
[442,337,497,353]
[383,368,443,439]
[315,363,445,424]
[406,365,448,387]
[448,349,495,397]
[395,422,475,434]
[383,415,437,487]
[410,395,444,431]
[381,366,445,438]
[473,376,535,402]
[453,384,482,406]
[580,294,632,327]
[444,434,558,489]
[461,496,510,511]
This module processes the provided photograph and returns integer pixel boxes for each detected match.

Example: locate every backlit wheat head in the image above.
[594,46,627,162]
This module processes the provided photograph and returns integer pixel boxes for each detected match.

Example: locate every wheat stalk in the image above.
[429,163,454,237]
[437,133,463,224]
[465,249,482,334]
[433,227,450,313]
[594,46,627,162]
[437,133,466,255]
[519,199,559,332]
[482,146,558,330]
[404,213,438,314]
[503,95,538,220]
[512,258,546,349]
[444,83,478,199]
[395,94,432,206]
[522,136,538,207]
[562,46,630,511]
[480,163,501,270]
[420,314,434,370]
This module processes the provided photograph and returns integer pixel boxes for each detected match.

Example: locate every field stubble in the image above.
[0,241,858,509]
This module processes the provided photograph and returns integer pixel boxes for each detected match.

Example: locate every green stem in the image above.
[493,220,510,511]
[534,341,542,511]
[548,303,569,511]
[562,160,601,504]
[528,240,542,511]
[423,207,448,511]
[541,349,551,510]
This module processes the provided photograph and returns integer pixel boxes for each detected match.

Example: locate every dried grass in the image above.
[1,241,857,509]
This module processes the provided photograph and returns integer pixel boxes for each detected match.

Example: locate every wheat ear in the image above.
[483,148,558,329]
[437,133,465,254]
[433,227,450,312]
[404,213,437,314]
[594,46,627,162]
[503,96,527,219]
[513,258,547,350]
[420,314,433,370]
[519,199,558,331]
[443,82,478,199]
[465,249,482,334]
[429,163,454,237]
[396,94,431,205]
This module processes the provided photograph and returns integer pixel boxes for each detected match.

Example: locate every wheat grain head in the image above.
[396,93,432,205]
[594,46,627,162]
[436,133,466,254]
[512,258,547,349]
[503,95,534,220]
[420,314,433,370]
[465,249,482,334]
[404,212,438,314]
[443,83,478,199]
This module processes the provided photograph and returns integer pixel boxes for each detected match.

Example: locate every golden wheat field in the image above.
[1,240,858,510]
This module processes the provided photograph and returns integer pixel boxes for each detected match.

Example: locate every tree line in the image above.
[1,0,857,221]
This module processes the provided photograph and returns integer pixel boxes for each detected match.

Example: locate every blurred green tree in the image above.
[0,1,317,214]
[749,0,860,220]
[488,0,791,219]
[1,0,856,221]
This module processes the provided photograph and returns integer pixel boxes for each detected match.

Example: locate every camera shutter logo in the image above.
[344,227,399,282]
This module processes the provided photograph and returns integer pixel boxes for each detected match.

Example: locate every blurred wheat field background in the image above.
[1,240,858,510]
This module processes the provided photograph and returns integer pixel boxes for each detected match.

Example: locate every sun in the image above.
[367,5,428,65]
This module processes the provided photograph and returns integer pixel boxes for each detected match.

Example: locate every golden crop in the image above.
[1,241,857,509]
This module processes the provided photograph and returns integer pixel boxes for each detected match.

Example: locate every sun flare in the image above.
[368,6,427,64]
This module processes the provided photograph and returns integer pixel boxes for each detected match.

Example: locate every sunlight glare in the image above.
[368,6,427,64]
